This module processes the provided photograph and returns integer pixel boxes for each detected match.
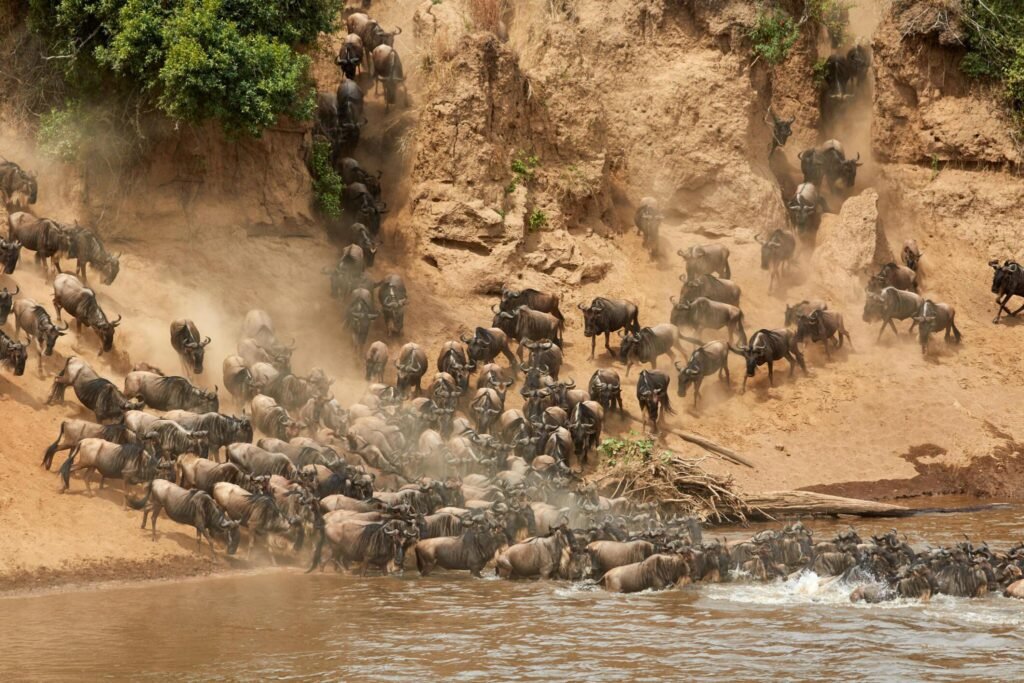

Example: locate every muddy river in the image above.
[4,504,1024,681]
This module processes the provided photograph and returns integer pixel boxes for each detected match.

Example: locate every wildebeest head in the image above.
[463,328,493,365]
[674,358,700,397]
[99,252,121,285]
[668,297,692,328]
[0,286,17,325]
[787,198,816,230]
[766,107,795,149]
[912,300,940,345]
[0,239,21,274]
[617,329,641,363]
[839,153,862,187]
[491,303,518,336]
[40,317,70,356]
[578,299,605,337]
[902,241,922,271]
[95,314,122,353]
[732,335,767,377]
[184,334,212,374]
[9,166,37,205]
[795,311,825,343]
[862,292,885,322]
[1,333,28,376]
[990,259,1021,294]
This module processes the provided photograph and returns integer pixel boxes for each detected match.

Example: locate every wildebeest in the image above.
[161,410,252,457]
[798,139,862,191]
[868,262,918,293]
[344,181,387,236]
[493,305,563,349]
[989,259,1024,324]
[759,229,797,293]
[0,285,16,325]
[8,212,71,273]
[764,106,795,155]
[42,419,138,470]
[600,553,691,593]
[130,479,241,556]
[0,237,21,274]
[730,328,807,391]
[902,239,922,272]
[495,526,580,580]
[345,288,379,350]
[65,225,120,284]
[310,518,415,574]
[336,33,364,80]
[821,45,870,101]
[59,439,163,508]
[12,298,67,372]
[436,340,472,394]
[47,355,100,404]
[520,338,563,380]
[862,286,924,340]
[222,355,257,407]
[587,539,656,577]
[76,377,145,423]
[365,340,389,382]
[784,300,827,327]
[0,328,27,376]
[674,339,730,407]
[175,454,251,493]
[588,368,623,413]
[670,297,746,345]
[680,274,740,307]
[913,300,962,354]
[787,182,828,234]
[634,197,662,256]
[144,419,209,460]
[349,222,379,266]
[376,273,407,336]
[250,394,301,441]
[52,273,121,352]
[463,326,518,371]
[678,244,731,279]
[124,371,218,413]
[339,158,382,202]
[579,297,640,359]
[326,244,366,299]
[569,400,604,465]
[346,12,402,75]
[470,387,505,435]
[415,520,506,577]
[228,443,300,479]
[0,159,37,207]
[543,426,574,465]
[372,44,405,110]
[636,369,673,432]
[213,482,303,562]
[619,324,682,374]
[395,342,428,397]
[170,319,211,376]
[795,310,852,359]
[499,286,565,323]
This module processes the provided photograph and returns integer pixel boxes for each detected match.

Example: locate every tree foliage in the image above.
[749,7,800,65]
[959,0,1024,118]
[28,0,339,135]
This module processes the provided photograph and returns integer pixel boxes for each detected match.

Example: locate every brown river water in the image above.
[4,502,1024,681]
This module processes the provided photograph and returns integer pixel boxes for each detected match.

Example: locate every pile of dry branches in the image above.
[590,445,758,523]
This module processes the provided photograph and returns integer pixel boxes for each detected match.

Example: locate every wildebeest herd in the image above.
[1,15,1024,600]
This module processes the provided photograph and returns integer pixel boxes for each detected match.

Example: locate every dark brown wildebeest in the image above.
[77,377,145,423]
[130,479,241,556]
[309,518,416,574]
[588,368,623,414]
[678,243,731,279]
[587,539,656,577]
[52,273,121,352]
[0,285,17,325]
[764,106,795,156]
[250,394,302,441]
[213,482,304,562]
[568,400,604,465]
[464,326,518,370]
[0,237,21,274]
[415,518,507,577]
[680,274,740,307]
[799,139,862,191]
[579,297,640,359]
[493,305,564,350]
[42,419,138,470]
[784,300,827,327]
[346,12,401,76]
[8,212,71,274]
[499,286,565,324]
[65,224,120,284]
[59,438,164,508]
[759,229,797,293]
[325,244,365,300]
[619,323,682,375]
[336,33,364,80]
[862,286,923,340]
[345,287,379,350]
[0,327,27,376]
[47,355,100,404]
[600,553,692,593]
[170,319,211,377]
[395,342,428,397]
[0,159,37,207]
[495,526,582,580]
[365,340,389,382]
[787,182,829,235]
[913,300,962,355]
[868,262,917,293]
[543,426,574,465]
[470,387,506,435]
[730,328,807,391]
[338,158,382,202]
[520,339,562,381]
[989,259,1024,324]
[902,239,922,272]
[670,297,746,345]
[636,369,673,432]
[437,340,472,395]
[674,339,730,407]
[795,310,852,360]
[124,371,218,413]
[371,44,405,110]
[634,197,662,257]
[376,273,407,336]
[12,298,67,372]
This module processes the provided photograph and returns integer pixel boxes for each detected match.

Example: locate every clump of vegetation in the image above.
[27,0,338,136]
[310,139,344,218]
[598,433,664,467]
[959,0,1024,121]
[803,0,850,46]
[749,6,801,65]
[527,208,548,232]
[812,57,830,85]
[506,151,540,193]
[37,102,84,162]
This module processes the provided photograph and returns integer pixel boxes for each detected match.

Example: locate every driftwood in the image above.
[668,429,755,469]
[743,490,1011,520]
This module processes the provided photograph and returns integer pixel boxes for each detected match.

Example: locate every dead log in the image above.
[743,490,1011,520]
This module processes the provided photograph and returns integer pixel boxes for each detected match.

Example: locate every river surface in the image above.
[4,503,1024,682]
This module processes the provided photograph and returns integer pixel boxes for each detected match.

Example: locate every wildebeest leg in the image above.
[591,334,597,359]
[767,361,775,386]
[721,363,731,385]
[823,338,832,360]
[693,379,701,408]
[150,504,162,541]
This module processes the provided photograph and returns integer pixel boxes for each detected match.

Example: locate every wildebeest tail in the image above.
[951,319,963,344]
[660,391,675,416]
[128,480,154,510]
[737,314,748,346]
[58,444,79,489]
[42,423,65,470]
[47,357,74,404]
[305,513,327,573]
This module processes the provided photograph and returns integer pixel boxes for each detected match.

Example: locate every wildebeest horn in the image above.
[490,303,500,313]
[577,303,586,310]
[11,286,19,295]
[676,249,686,257]
[201,336,211,346]
[393,26,402,35]
[112,314,122,326]
[460,332,472,343]
[57,320,70,331]
[669,295,677,305]
[674,361,683,370]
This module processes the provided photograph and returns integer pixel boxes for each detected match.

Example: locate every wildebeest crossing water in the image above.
[2,504,1024,681]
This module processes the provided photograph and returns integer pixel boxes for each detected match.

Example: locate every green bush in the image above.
[804,0,849,46]
[959,0,1024,118]
[749,7,800,65]
[310,139,344,218]
[527,208,547,231]
[28,0,338,136]
[37,103,84,162]
[506,151,540,194]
